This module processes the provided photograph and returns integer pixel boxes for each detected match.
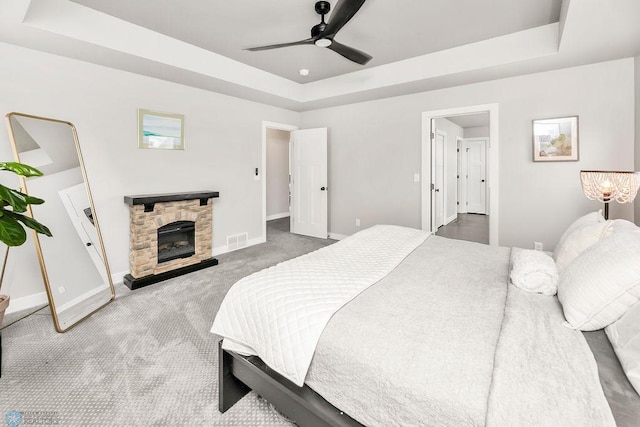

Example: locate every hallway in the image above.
[436,214,489,244]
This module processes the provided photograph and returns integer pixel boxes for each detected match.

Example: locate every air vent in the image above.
[227,233,248,251]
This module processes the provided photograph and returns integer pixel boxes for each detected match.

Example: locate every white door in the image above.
[432,130,446,229]
[290,128,328,239]
[457,139,467,213]
[59,183,109,284]
[466,139,487,214]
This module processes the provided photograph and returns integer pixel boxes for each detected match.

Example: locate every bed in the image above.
[212,224,640,426]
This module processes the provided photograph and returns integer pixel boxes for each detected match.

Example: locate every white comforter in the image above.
[212,226,616,426]
[210,225,429,386]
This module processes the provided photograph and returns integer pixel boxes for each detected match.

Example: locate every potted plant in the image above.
[0,162,52,326]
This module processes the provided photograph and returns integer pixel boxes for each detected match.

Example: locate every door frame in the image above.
[421,104,499,245]
[262,121,298,241]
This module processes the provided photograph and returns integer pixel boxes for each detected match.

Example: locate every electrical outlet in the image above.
[534,242,543,251]
[355,218,360,227]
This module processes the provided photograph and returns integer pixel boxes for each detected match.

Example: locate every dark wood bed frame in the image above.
[218,340,363,427]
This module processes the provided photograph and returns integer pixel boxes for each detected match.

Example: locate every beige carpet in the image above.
[0,219,334,426]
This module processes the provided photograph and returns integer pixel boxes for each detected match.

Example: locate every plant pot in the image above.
[0,294,9,327]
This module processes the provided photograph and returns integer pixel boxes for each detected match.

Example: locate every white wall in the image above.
[266,129,290,219]
[434,118,463,223]
[0,42,299,304]
[300,59,635,250]
[1,42,635,309]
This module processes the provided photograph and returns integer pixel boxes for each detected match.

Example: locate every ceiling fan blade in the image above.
[323,0,366,37]
[327,40,372,65]
[245,38,314,52]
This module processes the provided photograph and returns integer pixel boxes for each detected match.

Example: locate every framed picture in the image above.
[138,109,185,150]
[532,116,578,162]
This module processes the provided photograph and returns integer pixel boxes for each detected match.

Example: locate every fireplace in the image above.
[123,191,219,290]
[157,220,195,263]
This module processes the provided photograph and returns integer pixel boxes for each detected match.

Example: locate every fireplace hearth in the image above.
[123,191,219,290]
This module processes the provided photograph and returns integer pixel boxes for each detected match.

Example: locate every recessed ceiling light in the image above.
[299,68,310,76]
[314,38,332,48]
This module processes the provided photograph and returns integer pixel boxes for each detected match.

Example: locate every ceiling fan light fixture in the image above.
[315,38,332,48]
[246,0,372,65]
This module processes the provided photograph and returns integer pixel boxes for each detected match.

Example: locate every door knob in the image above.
[481,179,485,182]
[435,189,440,192]
[320,187,326,191]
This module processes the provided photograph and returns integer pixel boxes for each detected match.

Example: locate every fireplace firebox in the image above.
[157,220,195,263]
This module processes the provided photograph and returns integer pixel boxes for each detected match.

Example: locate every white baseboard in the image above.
[328,232,348,240]
[266,212,290,221]
[111,271,127,285]
[445,214,457,225]
[57,284,110,313]
[212,236,266,256]
[5,291,48,315]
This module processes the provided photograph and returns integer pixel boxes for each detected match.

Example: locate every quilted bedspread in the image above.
[210,224,429,386]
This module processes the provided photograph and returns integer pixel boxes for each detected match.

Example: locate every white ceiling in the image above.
[446,113,489,129]
[69,0,562,83]
[1,0,639,111]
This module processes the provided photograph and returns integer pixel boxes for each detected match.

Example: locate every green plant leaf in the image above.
[0,184,29,212]
[0,162,44,177]
[0,161,51,247]
[0,213,27,246]
[24,194,45,205]
[4,210,52,237]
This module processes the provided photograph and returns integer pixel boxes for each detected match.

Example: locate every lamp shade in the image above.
[580,170,640,203]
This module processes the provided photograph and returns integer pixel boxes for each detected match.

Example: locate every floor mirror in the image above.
[5,112,114,332]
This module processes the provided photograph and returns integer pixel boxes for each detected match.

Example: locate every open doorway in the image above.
[266,127,292,237]
[421,104,499,245]
[262,121,297,241]
[262,121,329,242]
[434,113,490,244]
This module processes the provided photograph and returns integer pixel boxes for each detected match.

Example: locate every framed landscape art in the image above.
[138,109,185,150]
[532,116,578,162]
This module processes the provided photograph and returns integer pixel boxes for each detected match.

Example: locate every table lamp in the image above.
[580,170,640,219]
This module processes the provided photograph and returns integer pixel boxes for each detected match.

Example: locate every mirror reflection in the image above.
[6,113,114,332]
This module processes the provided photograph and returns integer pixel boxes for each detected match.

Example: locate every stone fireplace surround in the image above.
[123,191,219,290]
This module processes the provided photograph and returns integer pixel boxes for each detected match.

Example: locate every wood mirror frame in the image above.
[5,112,114,332]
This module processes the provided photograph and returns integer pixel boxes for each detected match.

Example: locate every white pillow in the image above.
[554,211,604,259]
[608,218,640,234]
[558,229,640,331]
[553,221,612,272]
[605,301,640,395]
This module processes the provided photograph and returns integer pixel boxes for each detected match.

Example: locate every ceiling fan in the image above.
[245,0,372,65]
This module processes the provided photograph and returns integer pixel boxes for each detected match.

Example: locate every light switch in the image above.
[414,173,420,183]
